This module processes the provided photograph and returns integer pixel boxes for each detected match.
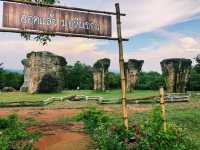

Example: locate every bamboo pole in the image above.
[160,87,167,131]
[115,3,128,129]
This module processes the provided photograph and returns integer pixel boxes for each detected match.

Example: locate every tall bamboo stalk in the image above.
[160,87,167,131]
[115,3,128,129]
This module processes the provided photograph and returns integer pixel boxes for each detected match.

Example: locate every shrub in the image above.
[0,114,40,150]
[77,107,197,150]
[38,73,60,93]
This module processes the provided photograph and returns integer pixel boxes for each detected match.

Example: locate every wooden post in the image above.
[160,87,167,131]
[115,3,128,129]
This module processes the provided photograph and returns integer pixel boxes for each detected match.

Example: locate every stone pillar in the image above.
[160,58,192,93]
[93,58,110,91]
[20,51,67,93]
[125,59,144,92]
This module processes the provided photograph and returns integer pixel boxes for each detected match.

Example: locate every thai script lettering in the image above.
[60,18,100,31]
[20,14,101,32]
[21,13,57,26]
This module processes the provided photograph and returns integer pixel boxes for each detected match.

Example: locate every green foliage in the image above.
[77,107,196,150]
[0,114,40,150]
[136,71,165,90]
[194,55,200,73]
[188,55,200,91]
[0,69,23,90]
[38,73,60,93]
[64,61,93,90]
[135,108,196,150]
[105,72,120,89]
[188,68,200,91]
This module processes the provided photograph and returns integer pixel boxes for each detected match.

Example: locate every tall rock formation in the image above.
[93,58,110,91]
[160,58,192,93]
[20,51,67,93]
[125,59,144,92]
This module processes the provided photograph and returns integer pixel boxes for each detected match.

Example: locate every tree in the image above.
[136,71,165,90]
[0,71,23,90]
[188,55,200,91]
[105,72,120,89]
[64,61,93,90]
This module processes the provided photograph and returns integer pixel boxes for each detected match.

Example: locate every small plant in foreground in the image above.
[77,107,197,150]
[0,114,40,150]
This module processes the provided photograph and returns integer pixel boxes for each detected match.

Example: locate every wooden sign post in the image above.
[0,0,129,129]
[115,3,128,129]
[160,86,167,131]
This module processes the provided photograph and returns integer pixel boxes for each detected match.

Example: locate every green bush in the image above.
[0,70,23,90]
[77,108,197,150]
[0,115,40,150]
[136,72,165,90]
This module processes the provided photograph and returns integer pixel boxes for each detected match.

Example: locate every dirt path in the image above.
[0,107,92,150]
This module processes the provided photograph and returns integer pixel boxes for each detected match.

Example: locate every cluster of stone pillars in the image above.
[93,58,144,92]
[92,58,192,93]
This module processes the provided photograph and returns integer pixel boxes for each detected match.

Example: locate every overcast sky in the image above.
[0,0,200,72]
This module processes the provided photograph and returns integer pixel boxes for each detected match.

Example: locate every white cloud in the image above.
[60,0,200,36]
[126,33,200,72]
[179,37,200,51]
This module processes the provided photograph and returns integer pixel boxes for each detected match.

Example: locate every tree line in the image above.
[1,58,200,91]
[0,63,23,90]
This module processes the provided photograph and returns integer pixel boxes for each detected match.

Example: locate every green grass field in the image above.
[0,90,158,102]
[0,90,200,147]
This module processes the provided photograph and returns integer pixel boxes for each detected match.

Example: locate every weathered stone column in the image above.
[93,58,110,91]
[20,51,67,93]
[125,59,144,92]
[160,58,192,93]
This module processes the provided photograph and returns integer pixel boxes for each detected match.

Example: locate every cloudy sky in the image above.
[0,0,200,72]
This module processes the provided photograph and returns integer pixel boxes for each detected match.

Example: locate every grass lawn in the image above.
[0,90,159,102]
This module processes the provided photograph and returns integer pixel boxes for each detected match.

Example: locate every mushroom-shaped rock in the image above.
[93,58,110,91]
[160,58,192,93]
[125,59,144,92]
[20,51,67,93]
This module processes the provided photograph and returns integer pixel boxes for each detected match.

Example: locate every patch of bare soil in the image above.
[0,107,80,122]
[29,122,91,150]
[0,107,92,150]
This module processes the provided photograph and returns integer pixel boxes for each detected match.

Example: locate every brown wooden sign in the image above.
[3,2,112,37]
